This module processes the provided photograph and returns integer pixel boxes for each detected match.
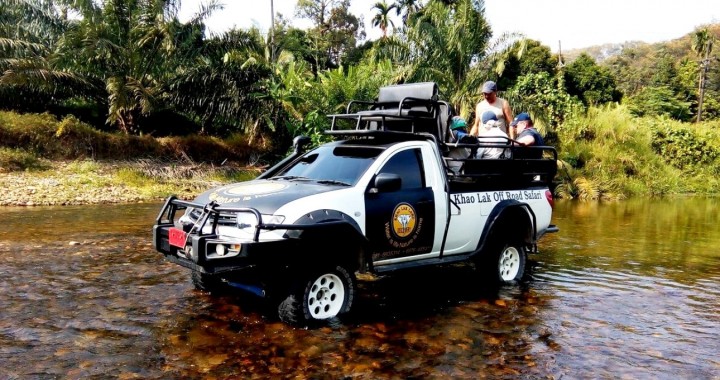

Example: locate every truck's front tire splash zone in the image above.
[191,271,227,294]
[278,265,356,326]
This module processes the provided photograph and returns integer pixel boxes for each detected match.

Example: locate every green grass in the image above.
[65,160,102,174]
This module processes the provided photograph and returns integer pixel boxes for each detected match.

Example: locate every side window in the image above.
[378,149,425,189]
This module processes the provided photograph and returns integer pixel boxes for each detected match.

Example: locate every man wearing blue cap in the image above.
[511,112,545,158]
[471,80,514,139]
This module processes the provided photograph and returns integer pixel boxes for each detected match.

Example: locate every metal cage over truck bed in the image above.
[325,82,558,188]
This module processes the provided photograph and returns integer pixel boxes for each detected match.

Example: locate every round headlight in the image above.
[215,244,227,256]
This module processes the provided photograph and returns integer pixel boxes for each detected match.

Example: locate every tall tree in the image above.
[692,27,715,122]
[166,28,272,135]
[496,39,556,90]
[371,1,396,38]
[296,0,361,70]
[295,0,340,27]
[564,53,620,106]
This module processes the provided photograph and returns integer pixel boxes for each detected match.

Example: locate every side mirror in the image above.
[370,173,402,193]
[293,136,311,154]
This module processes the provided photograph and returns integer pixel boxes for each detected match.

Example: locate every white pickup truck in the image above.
[153,82,558,326]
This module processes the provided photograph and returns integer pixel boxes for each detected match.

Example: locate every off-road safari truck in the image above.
[153,82,558,326]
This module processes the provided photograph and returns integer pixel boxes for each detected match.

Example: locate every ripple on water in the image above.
[532,264,720,377]
[1,201,719,378]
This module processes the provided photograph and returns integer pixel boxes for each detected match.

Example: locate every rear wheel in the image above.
[278,265,355,326]
[481,242,527,284]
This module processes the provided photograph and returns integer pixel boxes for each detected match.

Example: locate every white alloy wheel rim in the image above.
[307,273,345,319]
[498,246,521,281]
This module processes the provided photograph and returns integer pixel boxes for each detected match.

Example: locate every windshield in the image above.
[276,144,383,186]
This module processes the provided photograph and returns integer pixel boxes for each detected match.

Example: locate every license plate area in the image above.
[168,227,188,248]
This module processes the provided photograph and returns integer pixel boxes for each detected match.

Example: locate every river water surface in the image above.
[0,198,718,379]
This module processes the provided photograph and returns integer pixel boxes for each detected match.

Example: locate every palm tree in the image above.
[2,0,226,134]
[0,0,82,112]
[371,1,397,38]
[52,0,221,134]
[692,27,715,122]
[393,0,422,26]
[166,28,270,134]
[401,0,498,115]
[373,0,525,118]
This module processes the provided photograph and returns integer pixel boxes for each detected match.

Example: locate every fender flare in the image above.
[475,200,537,255]
[286,209,371,272]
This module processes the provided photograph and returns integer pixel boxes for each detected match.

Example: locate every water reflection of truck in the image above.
[152,82,559,326]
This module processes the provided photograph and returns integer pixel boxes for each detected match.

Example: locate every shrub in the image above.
[0,111,269,164]
[651,126,720,169]
[0,147,48,172]
[555,105,720,198]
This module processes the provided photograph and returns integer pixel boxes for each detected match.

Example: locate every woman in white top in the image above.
[470,81,514,139]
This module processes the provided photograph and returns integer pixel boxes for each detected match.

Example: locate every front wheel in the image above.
[481,243,527,284]
[278,265,355,326]
[191,271,226,293]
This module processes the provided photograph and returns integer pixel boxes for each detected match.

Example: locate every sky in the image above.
[178,0,720,52]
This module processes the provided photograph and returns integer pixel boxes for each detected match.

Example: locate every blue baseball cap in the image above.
[481,111,497,124]
[482,81,497,93]
[510,112,532,127]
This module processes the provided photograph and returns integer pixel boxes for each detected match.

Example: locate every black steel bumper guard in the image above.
[152,196,353,274]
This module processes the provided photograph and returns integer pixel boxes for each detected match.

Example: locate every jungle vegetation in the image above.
[1,0,719,199]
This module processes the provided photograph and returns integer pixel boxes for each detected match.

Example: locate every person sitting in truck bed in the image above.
[449,115,472,142]
[446,116,475,174]
[510,112,545,159]
[475,111,509,159]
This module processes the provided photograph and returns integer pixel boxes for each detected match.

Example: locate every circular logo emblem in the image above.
[392,203,417,239]
[223,182,287,196]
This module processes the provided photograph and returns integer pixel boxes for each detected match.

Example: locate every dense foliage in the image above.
[1,0,719,198]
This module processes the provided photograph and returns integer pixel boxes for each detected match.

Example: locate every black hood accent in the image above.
[192,179,340,214]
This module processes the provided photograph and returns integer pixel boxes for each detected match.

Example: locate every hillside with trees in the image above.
[1,0,719,200]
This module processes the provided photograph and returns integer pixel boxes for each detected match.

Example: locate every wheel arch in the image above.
[476,200,536,255]
[286,209,371,272]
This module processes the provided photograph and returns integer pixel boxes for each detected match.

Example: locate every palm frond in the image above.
[185,0,223,27]
[0,37,49,57]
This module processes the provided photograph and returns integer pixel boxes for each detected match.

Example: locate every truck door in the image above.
[365,148,436,262]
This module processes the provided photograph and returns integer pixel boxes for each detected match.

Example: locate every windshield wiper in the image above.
[271,175,312,181]
[315,179,351,186]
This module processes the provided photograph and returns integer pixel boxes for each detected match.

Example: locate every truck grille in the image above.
[187,208,238,226]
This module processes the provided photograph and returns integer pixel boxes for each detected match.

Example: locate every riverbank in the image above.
[0,160,259,206]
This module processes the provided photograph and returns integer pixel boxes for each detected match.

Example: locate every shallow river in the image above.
[0,198,718,379]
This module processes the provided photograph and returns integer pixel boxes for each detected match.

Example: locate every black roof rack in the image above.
[326,82,449,142]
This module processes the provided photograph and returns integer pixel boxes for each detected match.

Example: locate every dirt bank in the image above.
[0,160,244,206]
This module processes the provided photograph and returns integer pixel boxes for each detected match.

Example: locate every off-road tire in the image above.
[191,271,226,293]
[278,265,355,326]
[479,242,527,284]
